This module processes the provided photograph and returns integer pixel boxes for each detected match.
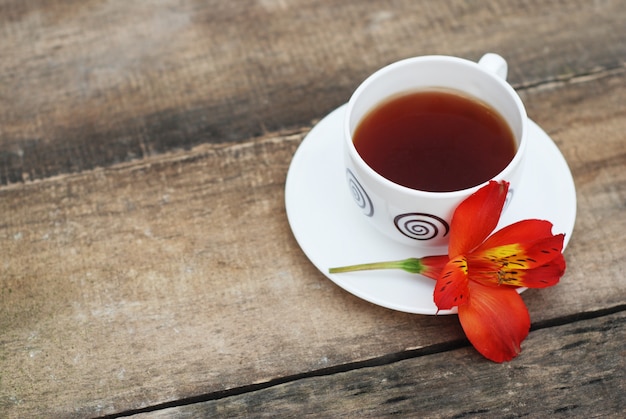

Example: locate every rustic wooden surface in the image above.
[1,1,625,418]
[145,311,626,418]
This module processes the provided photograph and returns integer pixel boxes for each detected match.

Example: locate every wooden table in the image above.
[1,1,625,417]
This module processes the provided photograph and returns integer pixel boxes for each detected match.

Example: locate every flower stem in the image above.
[329,258,425,274]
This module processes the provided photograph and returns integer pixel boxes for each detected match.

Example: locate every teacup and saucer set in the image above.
[285,54,576,315]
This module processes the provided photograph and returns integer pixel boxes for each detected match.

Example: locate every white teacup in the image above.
[343,53,528,250]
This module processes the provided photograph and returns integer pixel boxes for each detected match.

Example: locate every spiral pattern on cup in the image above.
[346,169,374,217]
[394,213,450,241]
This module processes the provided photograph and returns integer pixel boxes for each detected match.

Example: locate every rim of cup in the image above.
[344,55,528,199]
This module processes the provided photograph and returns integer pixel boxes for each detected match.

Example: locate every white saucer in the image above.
[285,104,576,315]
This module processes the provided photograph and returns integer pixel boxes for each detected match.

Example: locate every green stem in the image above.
[329,258,425,274]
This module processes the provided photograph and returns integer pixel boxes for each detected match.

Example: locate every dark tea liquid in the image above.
[353,89,516,192]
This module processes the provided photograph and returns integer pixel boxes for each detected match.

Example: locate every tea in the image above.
[353,89,516,192]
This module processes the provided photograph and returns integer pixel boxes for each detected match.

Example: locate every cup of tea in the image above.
[343,53,528,249]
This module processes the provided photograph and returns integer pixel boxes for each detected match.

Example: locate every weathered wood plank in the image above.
[2,1,626,416]
[519,67,626,316]
[1,0,625,184]
[145,311,626,418]
[1,68,625,417]
[0,133,465,418]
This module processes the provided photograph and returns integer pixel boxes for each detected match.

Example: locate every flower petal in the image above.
[477,219,557,251]
[482,234,565,270]
[499,253,566,288]
[466,234,565,287]
[458,281,530,362]
[519,234,565,267]
[449,181,509,257]
[464,256,510,285]
[434,256,470,310]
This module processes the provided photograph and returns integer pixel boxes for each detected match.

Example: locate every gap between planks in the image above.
[97,303,626,419]
[513,63,626,92]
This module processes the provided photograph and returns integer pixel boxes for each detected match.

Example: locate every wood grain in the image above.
[1,1,625,417]
[0,133,462,417]
[139,311,626,418]
[2,69,625,417]
[1,0,625,184]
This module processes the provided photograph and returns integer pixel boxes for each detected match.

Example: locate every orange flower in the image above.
[432,180,565,362]
[330,180,566,362]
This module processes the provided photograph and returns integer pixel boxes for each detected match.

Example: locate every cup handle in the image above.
[478,53,508,80]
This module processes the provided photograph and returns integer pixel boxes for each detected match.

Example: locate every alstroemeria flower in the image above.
[330,180,566,363]
[431,180,566,362]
